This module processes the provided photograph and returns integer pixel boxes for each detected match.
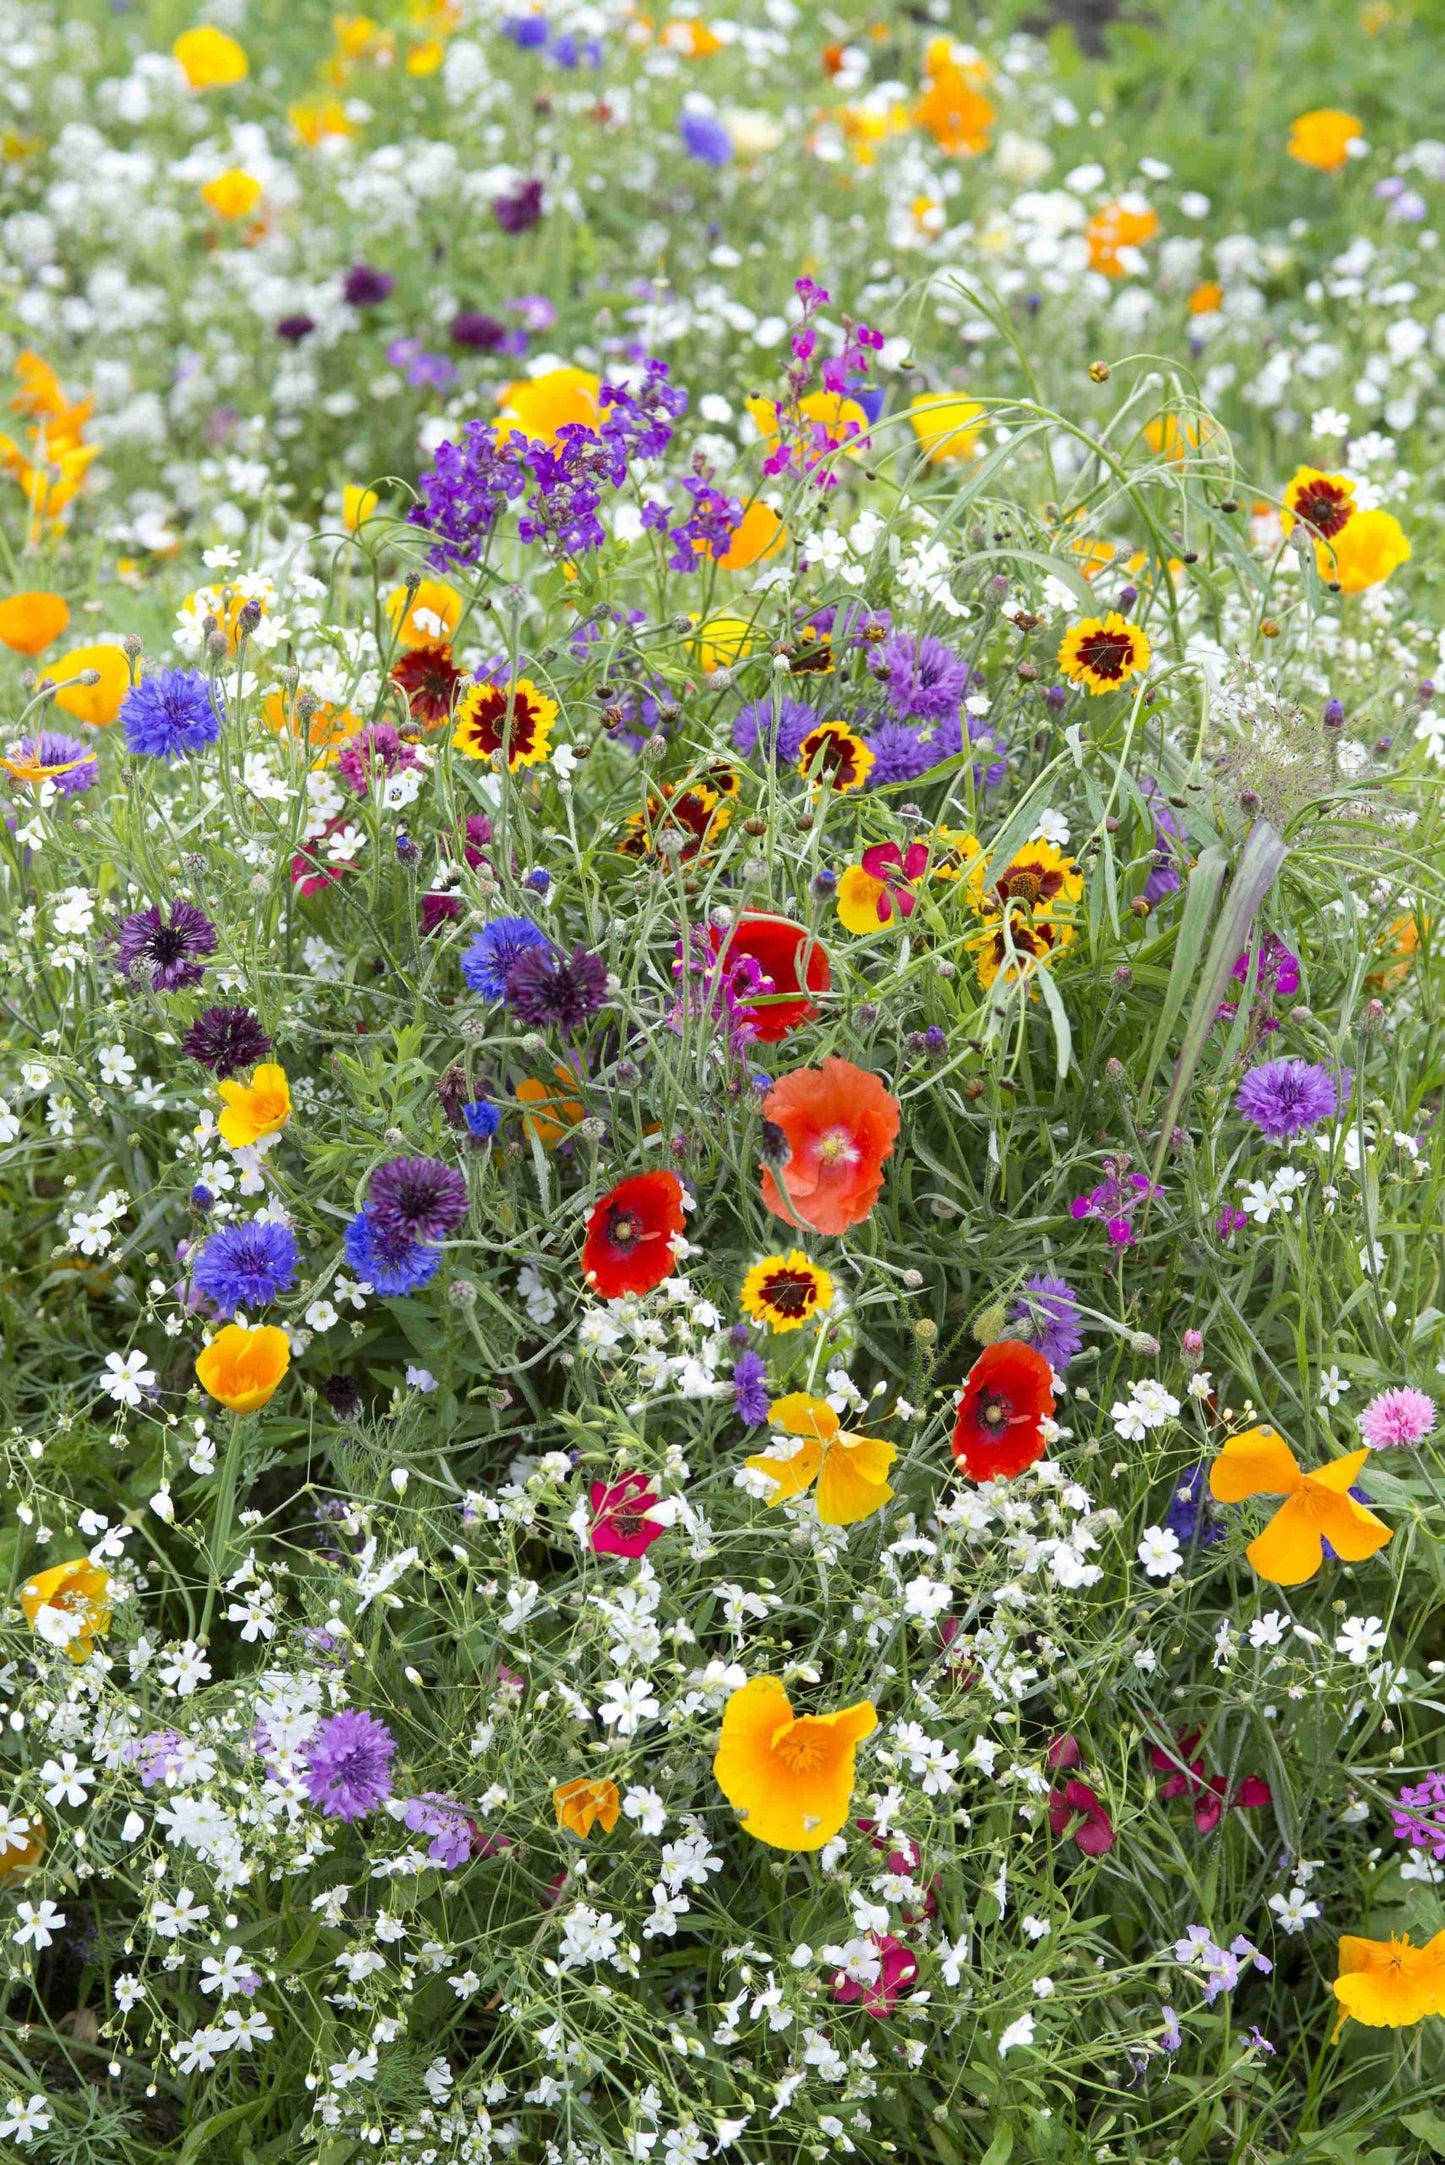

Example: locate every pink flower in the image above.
[1359,1385,1436,1451]
[588,1473,667,1557]
[1047,1778,1115,1856]
[831,1934,919,2017]
[1150,1731,1273,1833]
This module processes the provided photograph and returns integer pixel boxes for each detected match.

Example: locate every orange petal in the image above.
[1209,1426,1302,1503]
[1244,1495,1324,1586]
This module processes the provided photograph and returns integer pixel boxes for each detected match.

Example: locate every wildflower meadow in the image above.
[4,1,1445,2160]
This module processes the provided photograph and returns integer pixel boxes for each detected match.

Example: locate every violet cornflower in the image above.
[872,631,969,724]
[367,1156,470,1244]
[111,898,218,992]
[301,1709,396,1822]
[733,1348,770,1426]
[504,944,610,1035]
[1011,1274,1083,1371]
[1236,1058,1346,1140]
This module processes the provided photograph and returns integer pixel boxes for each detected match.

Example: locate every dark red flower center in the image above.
[1076,628,1135,681]
[759,1267,818,1318]
[1293,481,1352,538]
[606,1208,641,1253]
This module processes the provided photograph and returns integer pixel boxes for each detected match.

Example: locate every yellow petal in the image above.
[815,1434,897,1527]
[1313,1489,1392,1564]
[1209,1426,1301,1503]
[768,1393,839,1443]
[744,1434,822,1505]
[1244,1495,1324,1586]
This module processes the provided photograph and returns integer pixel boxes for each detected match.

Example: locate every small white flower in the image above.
[1137,1526,1183,1580]
[1335,1615,1387,1665]
[997,2013,1035,2056]
[1268,1886,1321,1934]
[99,1348,156,1407]
[0,2094,51,2144]
[40,1753,96,1808]
[11,1899,65,1951]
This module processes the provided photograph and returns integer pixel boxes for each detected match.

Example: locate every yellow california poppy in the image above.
[745,1391,896,1526]
[20,1557,112,1662]
[216,1062,291,1148]
[713,1675,877,1849]
[1208,1428,1392,1587]
[1287,109,1363,171]
[174,27,250,90]
[196,1323,291,1413]
[1333,1931,1445,2036]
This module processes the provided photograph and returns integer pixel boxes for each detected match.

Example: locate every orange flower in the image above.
[200,169,263,220]
[713,1675,877,1849]
[745,1391,896,1526]
[1333,1931,1445,2035]
[554,1778,621,1839]
[496,368,603,448]
[760,1057,900,1236]
[0,590,68,655]
[174,26,250,89]
[1188,280,1223,316]
[516,1068,586,1148]
[196,1323,291,1413]
[1208,1428,1392,1586]
[387,577,463,650]
[1287,108,1363,171]
[49,644,130,727]
[20,1557,112,1662]
[717,499,787,569]
[217,1061,291,1148]
[913,42,993,156]
[1086,198,1159,278]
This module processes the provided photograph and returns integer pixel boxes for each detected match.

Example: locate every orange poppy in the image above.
[759,1057,900,1235]
[554,1777,621,1838]
[0,590,68,655]
[196,1323,291,1413]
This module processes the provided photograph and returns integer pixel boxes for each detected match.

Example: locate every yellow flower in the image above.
[497,368,603,448]
[966,836,1083,922]
[713,1675,877,1849]
[20,1557,112,1663]
[716,499,787,569]
[289,99,360,149]
[1057,612,1151,695]
[907,393,985,464]
[554,1778,621,1838]
[740,1252,834,1333]
[1085,198,1158,278]
[745,1392,896,1526]
[200,169,263,220]
[1333,1932,1445,2035]
[451,678,556,770]
[691,613,758,674]
[1327,508,1411,594]
[387,577,463,650]
[0,1812,45,1885]
[796,719,873,794]
[216,1061,291,1148]
[1208,1428,1392,1587]
[174,27,250,91]
[196,1323,291,1413]
[0,590,68,655]
[343,484,380,532]
[406,35,445,73]
[49,644,130,727]
[1287,108,1363,171]
[745,391,870,469]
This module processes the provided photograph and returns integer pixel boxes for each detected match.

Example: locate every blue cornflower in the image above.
[460,916,550,999]
[464,1099,501,1139]
[121,670,223,761]
[343,1208,441,1296]
[191,1218,298,1316]
[1010,1274,1084,1372]
[733,1348,770,1426]
[679,110,732,166]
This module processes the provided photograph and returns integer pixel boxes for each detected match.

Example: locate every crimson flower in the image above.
[1048,1777,1115,1856]
[1150,1731,1273,1833]
[951,1341,1055,1482]
[830,1933,919,2017]
[709,911,830,1042]
[581,1170,686,1299]
[589,1473,667,1557]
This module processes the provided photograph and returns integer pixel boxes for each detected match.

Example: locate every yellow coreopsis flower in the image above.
[740,1252,834,1333]
[745,1391,896,1526]
[713,1675,877,1849]
[216,1061,291,1148]
[1057,612,1151,695]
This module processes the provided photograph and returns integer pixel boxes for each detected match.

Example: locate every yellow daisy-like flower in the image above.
[20,1558,112,1663]
[713,1675,878,1849]
[745,1391,896,1527]
[174,26,249,90]
[451,678,557,771]
[1057,613,1152,695]
[1280,465,1357,543]
[1332,1931,1445,2037]
[965,837,1084,923]
[967,914,1074,991]
[796,719,873,794]
[617,780,731,865]
[740,1251,834,1333]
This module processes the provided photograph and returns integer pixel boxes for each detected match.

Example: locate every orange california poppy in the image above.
[553,1777,621,1838]
[216,1061,291,1148]
[1208,1427,1392,1586]
[1333,1932,1445,2036]
[759,1057,900,1236]
[49,644,129,726]
[1287,109,1363,171]
[717,499,787,569]
[0,1812,45,1885]
[196,1323,291,1413]
[20,1557,112,1662]
[713,1675,877,1849]
[1085,199,1159,278]
[0,590,68,655]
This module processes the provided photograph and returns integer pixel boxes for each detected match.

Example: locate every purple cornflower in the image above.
[276,314,315,342]
[337,723,419,798]
[503,13,549,46]
[387,337,457,392]
[1070,1159,1158,1247]
[731,696,817,763]
[1142,779,1187,906]
[861,721,937,788]
[495,177,545,232]
[121,670,222,760]
[191,1218,298,1316]
[343,263,395,308]
[1163,1464,1224,1551]
[1011,1274,1083,1372]
[873,632,969,724]
[1232,934,1300,1001]
[733,1348,770,1426]
[368,1156,469,1244]
[301,1709,396,1822]
[344,1208,442,1296]
[461,916,551,1000]
[1359,1386,1436,1451]
[401,1792,478,1868]
[111,898,217,992]
[450,310,509,352]
[13,731,96,795]
[1235,1058,1345,1140]
[1392,1771,1445,1858]
[181,1006,271,1079]
[679,110,732,166]
[505,943,609,1035]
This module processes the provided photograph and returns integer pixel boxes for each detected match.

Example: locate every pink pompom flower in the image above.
[1359,1386,1436,1451]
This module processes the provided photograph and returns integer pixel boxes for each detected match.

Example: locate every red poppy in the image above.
[589,1473,666,1557]
[581,1170,686,1299]
[830,1933,919,2017]
[760,1057,900,1236]
[1150,1730,1273,1833]
[951,1340,1055,1482]
[391,642,464,726]
[708,912,830,1043]
[1048,1777,1115,1856]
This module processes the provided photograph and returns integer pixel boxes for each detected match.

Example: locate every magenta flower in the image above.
[831,1934,919,2017]
[1359,1385,1436,1451]
[1048,1777,1115,1856]
[589,1474,667,1557]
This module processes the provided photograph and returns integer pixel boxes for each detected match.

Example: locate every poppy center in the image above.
[774,1731,826,1774]
[816,1128,859,1167]
[607,1209,641,1253]
[1077,629,1133,680]
[977,1389,1012,1431]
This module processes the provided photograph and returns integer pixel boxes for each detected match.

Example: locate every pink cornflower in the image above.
[1359,1386,1436,1451]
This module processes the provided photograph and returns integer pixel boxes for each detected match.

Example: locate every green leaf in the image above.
[980,2128,1015,2165]
[1142,843,1228,1086]
[1403,2112,1445,2158]
[1034,960,1073,1082]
